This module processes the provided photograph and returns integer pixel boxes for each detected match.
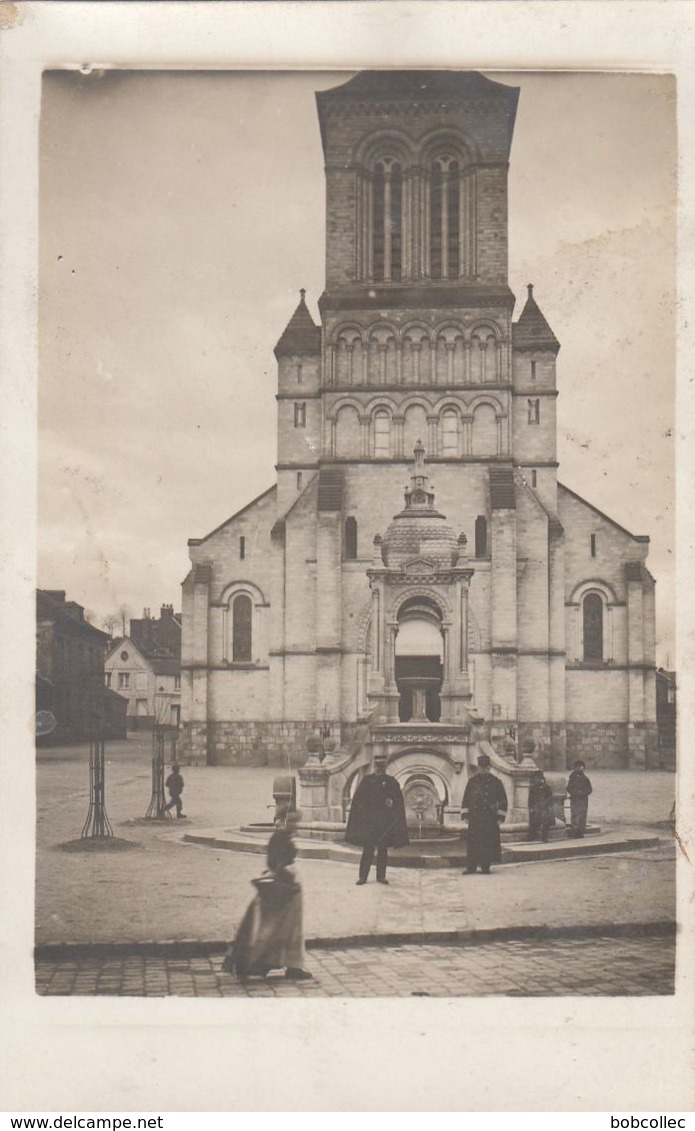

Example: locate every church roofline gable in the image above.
[188,485,277,548]
[558,482,650,543]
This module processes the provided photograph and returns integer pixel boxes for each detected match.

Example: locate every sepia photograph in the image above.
[35,66,678,1001]
[2,0,694,1115]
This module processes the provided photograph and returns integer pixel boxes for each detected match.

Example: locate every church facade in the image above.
[181,71,657,775]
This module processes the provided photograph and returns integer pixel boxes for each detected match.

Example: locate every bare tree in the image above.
[118,604,130,637]
[102,613,117,638]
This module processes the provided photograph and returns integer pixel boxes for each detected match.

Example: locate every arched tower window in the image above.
[373,157,403,282]
[430,155,460,279]
[232,594,253,662]
[475,515,488,558]
[345,517,358,560]
[582,592,603,664]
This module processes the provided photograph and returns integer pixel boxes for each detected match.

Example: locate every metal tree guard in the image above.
[145,691,174,821]
[81,732,113,839]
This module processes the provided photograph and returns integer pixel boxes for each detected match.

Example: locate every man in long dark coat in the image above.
[461,753,508,874]
[345,753,409,885]
[528,770,555,842]
[566,760,593,838]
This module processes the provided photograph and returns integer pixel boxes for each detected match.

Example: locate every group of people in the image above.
[221,751,594,981]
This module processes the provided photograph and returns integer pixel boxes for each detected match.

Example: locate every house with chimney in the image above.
[105,604,182,730]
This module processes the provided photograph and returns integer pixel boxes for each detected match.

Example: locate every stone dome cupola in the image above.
[379,442,465,569]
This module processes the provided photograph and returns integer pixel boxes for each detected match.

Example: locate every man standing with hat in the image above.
[345,753,409,885]
[461,753,508,874]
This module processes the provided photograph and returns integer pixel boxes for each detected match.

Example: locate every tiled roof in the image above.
[513,285,562,350]
[274,292,321,357]
[512,285,560,353]
[151,658,181,678]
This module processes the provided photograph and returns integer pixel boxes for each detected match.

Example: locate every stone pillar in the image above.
[427,415,438,456]
[359,415,370,457]
[491,509,518,726]
[496,415,504,456]
[412,342,421,383]
[371,585,381,673]
[378,344,387,385]
[269,521,287,721]
[316,513,342,721]
[480,341,489,383]
[626,563,646,768]
[547,518,567,769]
[462,415,473,455]
[446,342,455,385]
[326,344,335,386]
[346,343,354,386]
[184,564,212,765]
[464,340,471,384]
[393,415,405,457]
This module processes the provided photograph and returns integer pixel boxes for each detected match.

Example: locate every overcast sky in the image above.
[39,69,676,661]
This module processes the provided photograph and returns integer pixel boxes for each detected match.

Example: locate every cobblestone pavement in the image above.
[36,932,675,997]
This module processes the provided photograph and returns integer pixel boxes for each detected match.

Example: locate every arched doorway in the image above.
[394,597,444,722]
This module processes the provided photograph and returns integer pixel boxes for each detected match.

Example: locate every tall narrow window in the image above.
[345,517,358,560]
[590,534,597,558]
[232,594,253,662]
[531,360,537,381]
[441,410,458,455]
[430,156,460,279]
[374,411,391,458]
[296,363,303,385]
[239,536,245,560]
[527,398,540,425]
[297,472,303,491]
[475,515,488,558]
[372,158,403,281]
[294,402,306,427]
[531,470,537,488]
[390,164,403,280]
[583,593,603,664]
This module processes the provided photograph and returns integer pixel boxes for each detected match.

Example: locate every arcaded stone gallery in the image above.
[181,71,657,813]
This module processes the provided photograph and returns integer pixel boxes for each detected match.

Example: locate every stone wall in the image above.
[565,722,629,769]
[180,719,323,767]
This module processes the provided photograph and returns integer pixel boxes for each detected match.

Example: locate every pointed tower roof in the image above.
[274,289,321,358]
[512,285,560,353]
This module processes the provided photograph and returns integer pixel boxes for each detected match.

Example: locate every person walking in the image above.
[164,763,186,818]
[345,753,409,885]
[566,760,592,837]
[461,753,508,874]
[527,770,555,842]
[223,806,312,981]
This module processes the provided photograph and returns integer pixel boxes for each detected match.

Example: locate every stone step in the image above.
[184,827,662,867]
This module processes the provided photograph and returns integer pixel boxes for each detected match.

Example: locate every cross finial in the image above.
[300,288,306,302]
[527,283,534,299]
